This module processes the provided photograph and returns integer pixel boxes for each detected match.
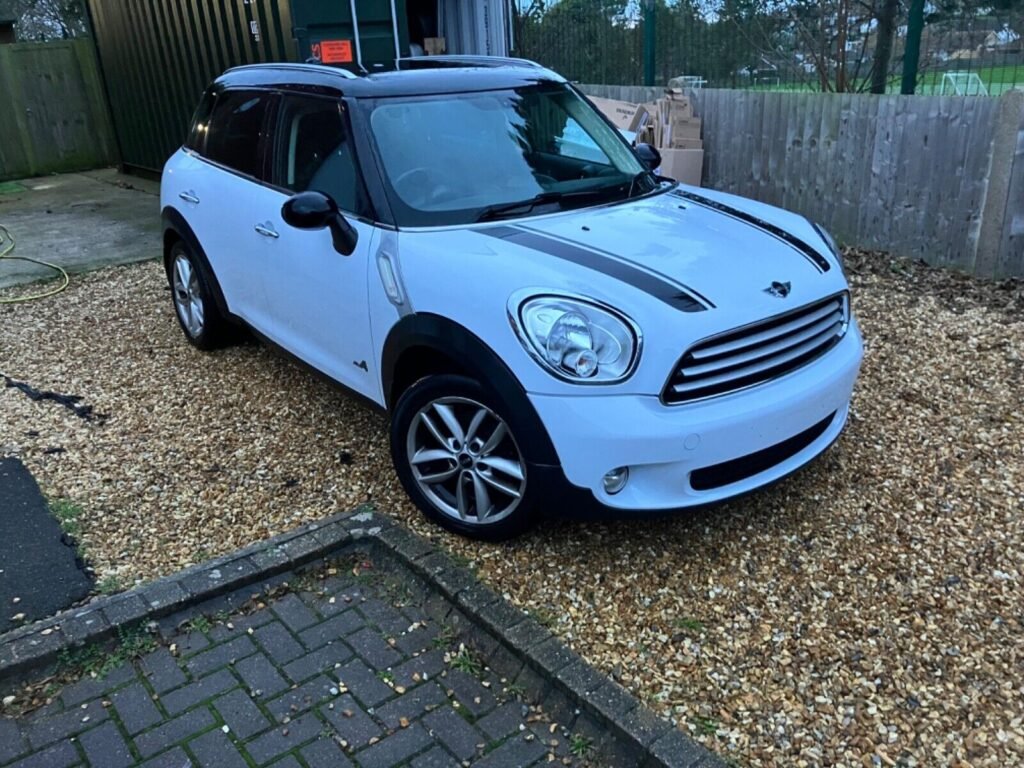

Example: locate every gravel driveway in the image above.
[1,253,1021,767]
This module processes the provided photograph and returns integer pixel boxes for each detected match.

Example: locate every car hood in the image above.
[474,184,840,312]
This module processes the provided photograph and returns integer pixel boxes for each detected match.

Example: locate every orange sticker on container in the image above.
[313,39,353,64]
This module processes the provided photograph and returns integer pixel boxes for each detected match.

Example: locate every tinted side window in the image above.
[205,90,271,178]
[185,89,215,153]
[273,95,370,216]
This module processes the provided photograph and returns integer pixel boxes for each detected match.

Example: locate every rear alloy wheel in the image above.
[391,375,539,539]
[167,241,234,350]
[172,253,205,338]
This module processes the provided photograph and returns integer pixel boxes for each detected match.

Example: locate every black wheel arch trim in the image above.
[382,313,560,467]
[161,205,233,322]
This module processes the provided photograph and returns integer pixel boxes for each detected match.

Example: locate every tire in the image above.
[167,240,234,350]
[391,374,541,540]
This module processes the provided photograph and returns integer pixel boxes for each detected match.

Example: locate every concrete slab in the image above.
[0,168,161,289]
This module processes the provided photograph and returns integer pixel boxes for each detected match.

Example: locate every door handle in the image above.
[254,222,279,239]
[178,191,200,204]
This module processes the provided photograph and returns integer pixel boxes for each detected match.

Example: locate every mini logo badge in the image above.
[764,280,792,298]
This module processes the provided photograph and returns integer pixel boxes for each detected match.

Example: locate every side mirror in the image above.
[281,191,359,256]
[634,142,662,172]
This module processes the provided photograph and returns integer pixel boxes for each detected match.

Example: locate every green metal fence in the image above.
[512,0,1024,96]
[86,0,297,175]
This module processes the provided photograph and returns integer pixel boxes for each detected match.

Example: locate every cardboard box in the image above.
[662,90,694,119]
[659,148,704,186]
[589,97,649,132]
[424,36,446,55]
[670,118,702,141]
[672,137,703,150]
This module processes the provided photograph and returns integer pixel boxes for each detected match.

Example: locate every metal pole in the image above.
[643,0,655,87]
[901,0,925,95]
[389,0,402,63]
[348,0,365,73]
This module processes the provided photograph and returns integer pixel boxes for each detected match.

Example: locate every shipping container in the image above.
[86,0,512,175]
[291,0,409,72]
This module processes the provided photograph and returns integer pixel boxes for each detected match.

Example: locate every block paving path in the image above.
[0,556,591,768]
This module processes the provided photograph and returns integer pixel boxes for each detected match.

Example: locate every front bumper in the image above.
[528,319,863,511]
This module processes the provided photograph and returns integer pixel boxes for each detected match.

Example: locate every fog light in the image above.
[603,466,629,495]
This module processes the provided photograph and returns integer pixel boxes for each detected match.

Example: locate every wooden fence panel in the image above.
[997,99,1024,278]
[0,40,117,181]
[579,84,1024,278]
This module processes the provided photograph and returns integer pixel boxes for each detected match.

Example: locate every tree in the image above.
[869,0,900,93]
[2,0,87,41]
[515,0,643,84]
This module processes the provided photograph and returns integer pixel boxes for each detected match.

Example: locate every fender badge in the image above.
[764,280,792,298]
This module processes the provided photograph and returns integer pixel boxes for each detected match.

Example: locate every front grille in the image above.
[662,294,848,404]
[690,412,836,491]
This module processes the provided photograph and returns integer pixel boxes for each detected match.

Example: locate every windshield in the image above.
[364,84,654,227]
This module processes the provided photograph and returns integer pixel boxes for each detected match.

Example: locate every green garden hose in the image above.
[0,224,69,304]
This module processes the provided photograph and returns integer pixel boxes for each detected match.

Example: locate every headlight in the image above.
[810,221,846,276]
[509,292,641,383]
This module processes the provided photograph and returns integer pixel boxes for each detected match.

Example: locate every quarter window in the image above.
[273,95,370,217]
[205,90,271,178]
[185,89,215,153]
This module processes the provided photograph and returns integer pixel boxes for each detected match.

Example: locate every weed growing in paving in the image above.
[449,645,483,677]
[290,569,325,594]
[95,574,124,595]
[184,615,213,635]
[432,624,456,649]
[569,733,594,758]
[57,626,156,678]
[504,682,526,699]
[382,574,414,606]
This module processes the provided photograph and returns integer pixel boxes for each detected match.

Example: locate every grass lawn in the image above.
[734,63,1024,95]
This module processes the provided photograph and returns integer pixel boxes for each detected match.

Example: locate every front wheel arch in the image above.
[381,313,560,467]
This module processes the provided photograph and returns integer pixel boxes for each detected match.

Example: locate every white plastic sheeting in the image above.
[438,0,512,57]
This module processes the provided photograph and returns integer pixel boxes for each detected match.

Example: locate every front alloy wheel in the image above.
[391,375,540,539]
[406,397,527,525]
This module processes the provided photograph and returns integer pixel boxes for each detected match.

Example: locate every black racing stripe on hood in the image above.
[478,225,707,312]
[672,190,831,272]
[515,224,716,309]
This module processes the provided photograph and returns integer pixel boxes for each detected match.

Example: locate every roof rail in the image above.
[225,62,358,79]
[396,55,545,71]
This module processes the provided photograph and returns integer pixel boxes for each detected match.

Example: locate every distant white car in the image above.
[161,58,863,539]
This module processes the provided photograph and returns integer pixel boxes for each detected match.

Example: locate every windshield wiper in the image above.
[475,191,566,222]
[476,182,646,222]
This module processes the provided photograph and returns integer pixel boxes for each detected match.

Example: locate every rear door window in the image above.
[271,94,370,217]
[204,90,273,179]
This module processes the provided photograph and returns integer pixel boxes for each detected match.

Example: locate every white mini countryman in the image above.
[161,57,863,539]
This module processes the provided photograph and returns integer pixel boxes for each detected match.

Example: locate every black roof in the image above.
[216,62,565,99]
